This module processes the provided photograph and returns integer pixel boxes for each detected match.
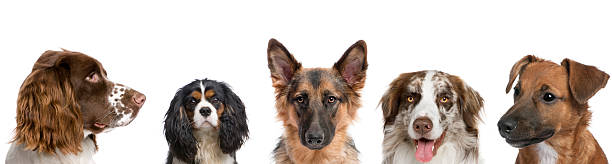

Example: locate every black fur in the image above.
[164,79,249,164]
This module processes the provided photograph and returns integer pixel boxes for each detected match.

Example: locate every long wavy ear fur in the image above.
[13,50,84,155]
[219,83,249,154]
[449,75,484,135]
[164,89,198,162]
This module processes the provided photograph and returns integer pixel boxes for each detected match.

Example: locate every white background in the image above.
[1,1,611,163]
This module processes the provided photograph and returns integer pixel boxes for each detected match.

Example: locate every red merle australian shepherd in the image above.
[380,70,483,164]
[267,39,367,164]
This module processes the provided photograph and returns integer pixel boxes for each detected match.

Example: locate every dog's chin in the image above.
[412,131,446,163]
[505,130,555,148]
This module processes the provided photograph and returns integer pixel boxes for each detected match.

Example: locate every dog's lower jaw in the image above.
[516,112,607,164]
[273,130,358,164]
[190,128,235,164]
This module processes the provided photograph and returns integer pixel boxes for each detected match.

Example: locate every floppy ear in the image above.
[219,83,249,154]
[379,73,411,127]
[334,40,368,90]
[506,55,544,93]
[561,59,610,104]
[267,38,302,90]
[13,50,84,155]
[450,75,484,135]
[164,90,198,162]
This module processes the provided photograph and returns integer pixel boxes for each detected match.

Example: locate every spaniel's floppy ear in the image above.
[164,90,198,162]
[267,38,302,90]
[562,58,610,104]
[506,55,543,93]
[219,83,249,154]
[334,40,368,90]
[450,75,484,135]
[13,50,84,155]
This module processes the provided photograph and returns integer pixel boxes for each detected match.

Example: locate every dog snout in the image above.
[497,117,518,137]
[413,117,433,135]
[306,131,324,146]
[132,92,146,108]
[199,107,212,117]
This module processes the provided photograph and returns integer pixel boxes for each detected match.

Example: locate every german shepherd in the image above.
[266,38,367,164]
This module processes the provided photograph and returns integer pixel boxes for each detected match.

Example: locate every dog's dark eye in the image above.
[327,96,337,103]
[211,98,220,104]
[514,87,520,97]
[296,96,305,103]
[190,98,197,104]
[543,92,556,102]
[85,72,99,83]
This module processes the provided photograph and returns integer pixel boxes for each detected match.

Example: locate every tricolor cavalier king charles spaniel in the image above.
[164,79,249,164]
[6,50,146,164]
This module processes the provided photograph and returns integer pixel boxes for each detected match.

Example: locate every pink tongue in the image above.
[415,140,435,163]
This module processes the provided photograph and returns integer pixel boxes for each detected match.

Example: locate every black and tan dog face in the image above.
[267,39,367,150]
[498,55,609,148]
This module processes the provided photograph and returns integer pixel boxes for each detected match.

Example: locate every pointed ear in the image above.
[506,55,543,93]
[334,40,368,90]
[219,84,249,154]
[13,51,83,155]
[450,75,484,134]
[267,38,302,89]
[164,90,197,162]
[561,59,609,104]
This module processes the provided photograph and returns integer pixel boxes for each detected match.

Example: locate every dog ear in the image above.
[267,38,302,89]
[218,83,249,154]
[164,90,198,162]
[506,55,544,93]
[450,75,484,134]
[379,73,412,127]
[561,59,610,104]
[13,50,84,155]
[334,40,368,90]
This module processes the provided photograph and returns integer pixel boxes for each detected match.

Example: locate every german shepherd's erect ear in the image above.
[333,40,368,90]
[267,39,302,90]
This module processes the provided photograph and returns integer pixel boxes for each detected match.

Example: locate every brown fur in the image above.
[503,55,609,164]
[267,39,366,164]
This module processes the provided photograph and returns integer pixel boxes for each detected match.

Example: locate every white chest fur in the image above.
[5,137,96,164]
[535,142,558,164]
[192,128,235,164]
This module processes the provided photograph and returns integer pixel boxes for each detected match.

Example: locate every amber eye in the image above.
[328,96,337,103]
[407,96,414,102]
[85,72,99,83]
[440,97,449,103]
[296,96,304,103]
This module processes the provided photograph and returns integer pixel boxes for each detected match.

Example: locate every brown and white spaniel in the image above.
[5,50,146,164]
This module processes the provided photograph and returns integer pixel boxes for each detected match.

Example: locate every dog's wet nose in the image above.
[306,131,325,146]
[498,118,518,136]
[133,93,146,107]
[413,117,433,135]
[200,107,212,117]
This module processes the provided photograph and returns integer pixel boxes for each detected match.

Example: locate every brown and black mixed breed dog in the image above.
[267,38,367,164]
[498,55,609,164]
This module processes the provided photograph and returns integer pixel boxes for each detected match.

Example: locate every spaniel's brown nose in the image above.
[413,117,433,135]
[133,93,146,107]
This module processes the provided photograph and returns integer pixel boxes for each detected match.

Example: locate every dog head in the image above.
[498,55,609,148]
[164,79,248,161]
[267,39,367,150]
[13,50,146,155]
[380,70,483,162]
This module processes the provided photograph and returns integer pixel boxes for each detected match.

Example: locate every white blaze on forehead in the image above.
[408,71,444,139]
[193,81,219,129]
[108,82,135,126]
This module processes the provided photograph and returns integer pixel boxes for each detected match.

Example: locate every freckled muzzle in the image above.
[107,83,146,127]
